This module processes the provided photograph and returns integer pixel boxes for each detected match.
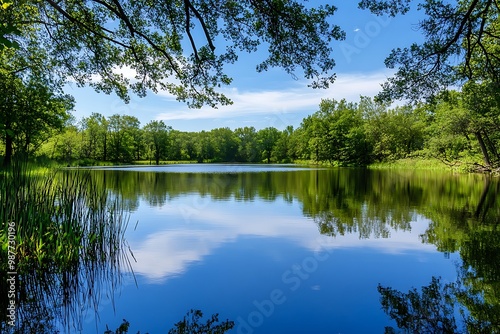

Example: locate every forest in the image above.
[1,0,500,173]
[4,90,498,173]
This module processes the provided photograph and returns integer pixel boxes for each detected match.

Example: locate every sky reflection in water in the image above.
[82,166,462,334]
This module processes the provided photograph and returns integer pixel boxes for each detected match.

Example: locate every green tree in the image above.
[168,130,184,161]
[80,112,110,161]
[0,16,72,166]
[363,98,427,162]
[179,131,197,161]
[360,96,390,161]
[293,115,314,161]
[257,127,280,163]
[195,131,216,162]
[143,120,170,165]
[274,126,294,162]
[211,127,239,162]
[8,0,346,107]
[425,88,500,170]
[359,0,500,101]
[0,1,20,50]
[235,126,260,162]
[0,70,73,166]
[129,120,144,161]
[462,81,500,169]
[41,125,82,163]
[306,99,370,165]
[107,114,140,162]
[425,92,475,166]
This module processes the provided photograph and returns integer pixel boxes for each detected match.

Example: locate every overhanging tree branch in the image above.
[44,0,131,49]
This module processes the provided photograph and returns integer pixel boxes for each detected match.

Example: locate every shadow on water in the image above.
[0,165,133,333]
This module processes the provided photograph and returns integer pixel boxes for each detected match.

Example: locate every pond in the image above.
[4,164,500,333]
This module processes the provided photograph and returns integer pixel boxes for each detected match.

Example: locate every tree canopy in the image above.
[3,0,345,107]
[360,0,500,102]
[0,66,73,166]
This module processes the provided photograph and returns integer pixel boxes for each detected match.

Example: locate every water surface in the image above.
[70,166,500,333]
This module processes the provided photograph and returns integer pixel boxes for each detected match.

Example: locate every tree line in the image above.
[12,88,493,171]
[2,1,500,172]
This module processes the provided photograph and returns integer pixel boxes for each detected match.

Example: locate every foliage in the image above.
[378,277,460,334]
[0,1,20,49]
[0,69,73,166]
[424,88,500,171]
[257,127,280,163]
[6,0,345,107]
[359,0,500,101]
[143,120,170,165]
[211,127,239,162]
[108,115,141,163]
[104,309,234,334]
[6,91,500,170]
[364,102,427,161]
[234,127,260,162]
[168,309,234,334]
[300,98,376,165]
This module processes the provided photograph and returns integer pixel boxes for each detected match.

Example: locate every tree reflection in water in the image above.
[2,166,499,332]
[379,178,500,333]
[86,167,500,333]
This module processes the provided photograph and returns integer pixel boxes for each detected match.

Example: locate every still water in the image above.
[70,165,500,332]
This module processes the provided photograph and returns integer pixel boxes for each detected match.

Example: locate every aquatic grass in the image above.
[0,162,133,333]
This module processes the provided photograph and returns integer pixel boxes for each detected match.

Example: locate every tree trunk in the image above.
[3,131,13,167]
[103,134,107,161]
[475,131,492,168]
[155,150,160,165]
[483,130,500,162]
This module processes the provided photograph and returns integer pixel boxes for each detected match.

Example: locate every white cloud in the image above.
[128,201,435,283]
[154,70,391,121]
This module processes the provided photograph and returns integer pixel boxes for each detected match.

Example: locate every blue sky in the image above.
[65,2,425,132]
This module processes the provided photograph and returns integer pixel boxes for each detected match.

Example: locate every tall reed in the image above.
[0,162,132,333]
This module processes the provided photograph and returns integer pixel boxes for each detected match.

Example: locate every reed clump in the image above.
[0,163,131,333]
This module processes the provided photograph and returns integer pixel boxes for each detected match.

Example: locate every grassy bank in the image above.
[294,157,475,173]
[367,158,465,172]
